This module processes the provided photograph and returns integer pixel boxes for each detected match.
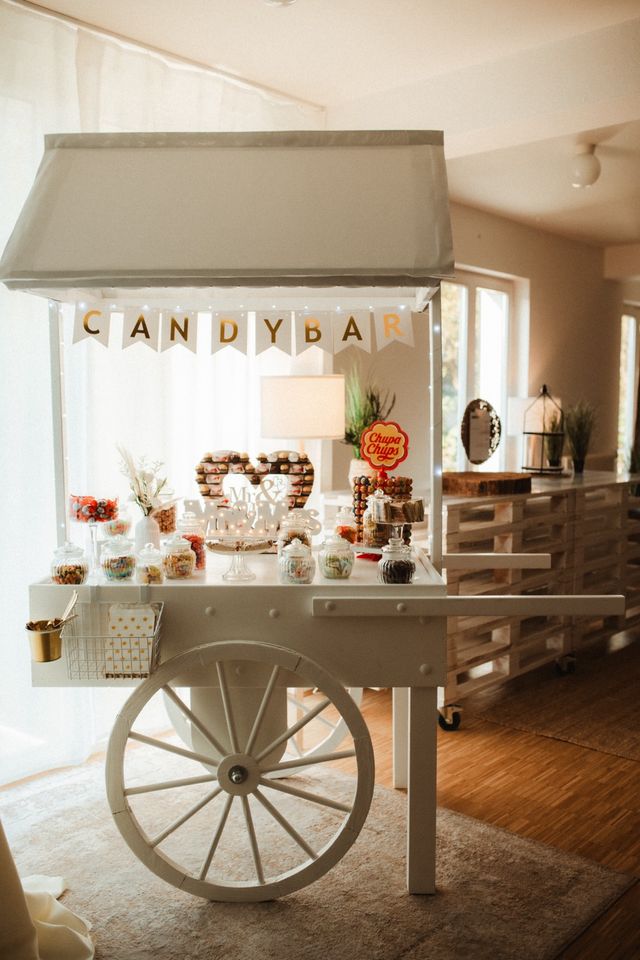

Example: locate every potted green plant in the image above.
[544,412,565,468]
[343,366,395,486]
[565,400,597,475]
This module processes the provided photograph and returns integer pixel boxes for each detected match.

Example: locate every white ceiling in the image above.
[25,0,640,251]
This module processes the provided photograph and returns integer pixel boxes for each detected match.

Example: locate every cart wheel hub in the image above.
[216,753,260,796]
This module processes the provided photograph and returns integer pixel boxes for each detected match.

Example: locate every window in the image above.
[617,308,640,472]
[441,271,519,471]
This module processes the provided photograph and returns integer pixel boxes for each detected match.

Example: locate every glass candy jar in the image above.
[101,535,136,581]
[363,490,392,548]
[277,514,312,553]
[51,541,88,585]
[377,537,416,585]
[163,534,196,580]
[278,538,315,584]
[334,506,357,544]
[137,542,164,584]
[177,511,206,570]
[319,534,354,580]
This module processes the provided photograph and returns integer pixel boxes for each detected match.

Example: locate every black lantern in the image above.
[522,385,564,474]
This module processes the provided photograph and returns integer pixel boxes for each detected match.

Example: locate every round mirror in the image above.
[460,399,502,465]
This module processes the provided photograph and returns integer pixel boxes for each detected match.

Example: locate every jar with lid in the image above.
[363,489,392,548]
[177,511,206,570]
[277,514,312,553]
[377,537,416,584]
[136,542,164,584]
[278,538,315,584]
[163,534,196,579]
[51,541,88,585]
[319,534,354,580]
[101,535,136,581]
[334,506,357,544]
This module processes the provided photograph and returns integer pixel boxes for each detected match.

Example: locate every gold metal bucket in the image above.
[27,620,63,662]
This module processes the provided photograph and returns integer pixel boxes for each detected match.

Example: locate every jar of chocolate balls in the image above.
[377,537,416,585]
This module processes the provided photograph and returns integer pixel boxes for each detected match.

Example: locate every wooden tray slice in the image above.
[443,472,532,496]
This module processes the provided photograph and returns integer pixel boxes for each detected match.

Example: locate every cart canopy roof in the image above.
[0,131,453,302]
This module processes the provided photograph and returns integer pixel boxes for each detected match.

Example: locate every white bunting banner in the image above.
[73,304,110,347]
[332,310,372,354]
[71,305,416,355]
[374,307,415,350]
[255,311,292,356]
[211,311,248,355]
[294,311,333,354]
[160,310,197,353]
[122,308,160,350]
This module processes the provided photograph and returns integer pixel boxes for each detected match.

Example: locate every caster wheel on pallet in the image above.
[106,640,374,902]
[554,654,577,676]
[438,709,462,732]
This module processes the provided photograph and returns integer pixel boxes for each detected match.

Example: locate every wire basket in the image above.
[62,601,163,681]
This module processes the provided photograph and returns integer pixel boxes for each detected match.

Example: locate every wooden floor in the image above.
[345,639,640,960]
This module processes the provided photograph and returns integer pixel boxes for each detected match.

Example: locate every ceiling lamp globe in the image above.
[570,144,601,189]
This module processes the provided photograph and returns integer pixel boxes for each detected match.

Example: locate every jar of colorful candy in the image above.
[319,534,354,580]
[334,506,358,544]
[177,512,206,570]
[277,514,312,553]
[51,541,88,585]
[69,494,118,523]
[278,538,315,584]
[101,536,136,581]
[162,534,196,580]
[136,542,164,584]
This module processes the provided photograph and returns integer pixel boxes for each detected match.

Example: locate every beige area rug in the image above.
[1,750,632,960]
[468,639,640,761]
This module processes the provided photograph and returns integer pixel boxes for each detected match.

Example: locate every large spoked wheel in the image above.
[162,685,364,779]
[106,641,374,902]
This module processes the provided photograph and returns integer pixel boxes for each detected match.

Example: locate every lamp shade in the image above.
[261,375,345,439]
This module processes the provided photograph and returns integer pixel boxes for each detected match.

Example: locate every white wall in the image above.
[331,201,625,488]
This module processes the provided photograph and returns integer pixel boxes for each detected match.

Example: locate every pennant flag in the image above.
[122,308,160,350]
[374,307,414,350]
[294,311,332,354]
[211,311,248,355]
[73,304,110,347]
[160,310,197,353]
[333,310,372,354]
[255,311,292,355]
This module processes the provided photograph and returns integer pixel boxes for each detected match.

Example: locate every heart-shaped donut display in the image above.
[195,450,315,510]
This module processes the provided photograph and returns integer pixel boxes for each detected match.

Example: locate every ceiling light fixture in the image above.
[570,143,601,189]
[263,0,297,5]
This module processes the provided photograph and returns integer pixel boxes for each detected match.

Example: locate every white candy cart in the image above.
[3,131,623,902]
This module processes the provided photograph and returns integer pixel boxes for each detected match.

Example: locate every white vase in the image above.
[348,457,378,488]
[134,514,161,552]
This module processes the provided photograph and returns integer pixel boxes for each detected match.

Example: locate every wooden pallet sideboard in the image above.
[442,472,640,707]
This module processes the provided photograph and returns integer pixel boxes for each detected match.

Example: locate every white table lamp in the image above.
[260,375,345,453]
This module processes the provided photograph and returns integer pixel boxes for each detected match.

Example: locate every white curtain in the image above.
[0,0,324,786]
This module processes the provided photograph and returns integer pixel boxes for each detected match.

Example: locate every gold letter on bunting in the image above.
[211,311,248,355]
[122,308,160,350]
[160,311,197,353]
[374,307,414,350]
[333,310,372,354]
[294,311,332,354]
[73,304,110,347]
[255,312,292,355]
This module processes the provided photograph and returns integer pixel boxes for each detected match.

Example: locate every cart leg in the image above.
[392,687,408,789]
[407,686,437,895]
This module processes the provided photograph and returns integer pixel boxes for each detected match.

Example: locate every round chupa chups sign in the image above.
[360,420,410,473]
